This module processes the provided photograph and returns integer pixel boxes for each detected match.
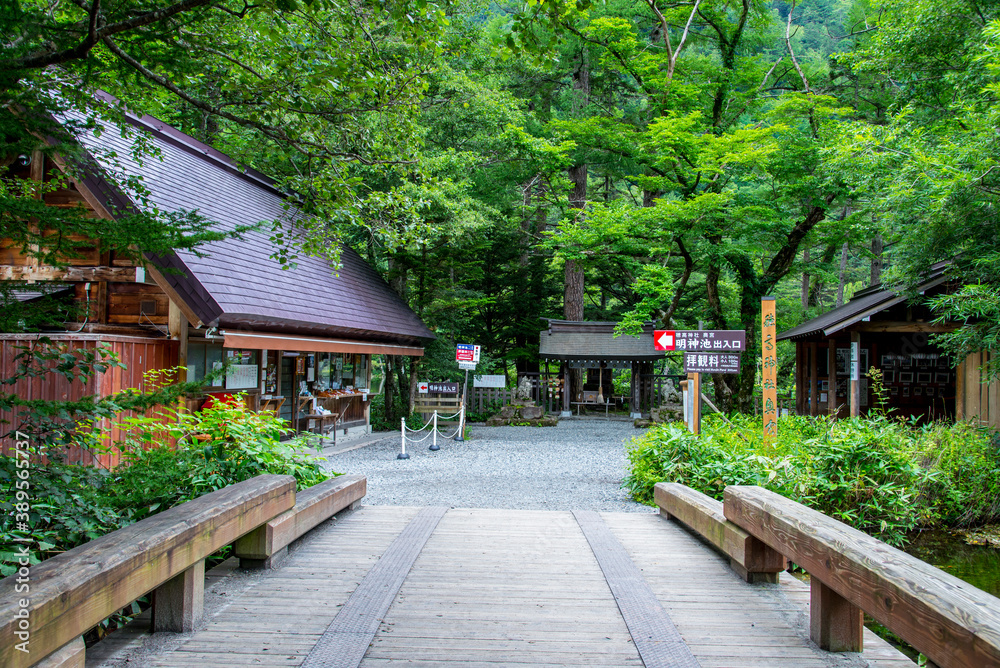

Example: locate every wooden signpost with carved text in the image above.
[761,297,778,446]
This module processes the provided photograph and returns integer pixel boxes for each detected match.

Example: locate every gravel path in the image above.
[320,417,655,512]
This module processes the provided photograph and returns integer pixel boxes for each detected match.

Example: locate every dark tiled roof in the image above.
[777,266,949,341]
[76,103,433,345]
[539,320,666,361]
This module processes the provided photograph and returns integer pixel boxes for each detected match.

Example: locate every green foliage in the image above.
[111,394,330,494]
[1,394,331,578]
[624,414,1000,546]
[928,283,1000,380]
[0,455,123,576]
[466,399,503,423]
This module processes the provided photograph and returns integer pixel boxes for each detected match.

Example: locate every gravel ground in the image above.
[320,417,655,513]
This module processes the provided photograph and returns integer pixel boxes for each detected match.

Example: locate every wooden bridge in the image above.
[3,475,999,668]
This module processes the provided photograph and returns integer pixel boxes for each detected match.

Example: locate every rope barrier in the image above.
[404,431,435,444]
[397,405,468,458]
[402,415,435,432]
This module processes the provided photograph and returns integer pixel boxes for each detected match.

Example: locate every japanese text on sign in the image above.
[654,330,746,352]
[456,344,481,363]
[683,352,741,375]
[428,382,459,394]
[761,298,778,445]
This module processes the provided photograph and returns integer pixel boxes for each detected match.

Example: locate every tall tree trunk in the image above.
[836,242,849,307]
[407,357,419,416]
[801,247,810,308]
[564,49,589,324]
[383,355,396,425]
[871,233,883,286]
[566,53,590,401]
[564,165,587,321]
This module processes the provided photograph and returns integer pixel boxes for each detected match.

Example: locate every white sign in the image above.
[851,341,860,381]
[226,364,259,390]
[458,361,477,370]
[474,374,506,388]
[418,381,429,394]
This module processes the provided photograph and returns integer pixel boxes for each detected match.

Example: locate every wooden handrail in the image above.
[724,485,1000,667]
[0,474,296,668]
[235,474,366,569]
[654,483,785,583]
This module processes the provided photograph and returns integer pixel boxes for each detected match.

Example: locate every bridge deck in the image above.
[104,506,912,668]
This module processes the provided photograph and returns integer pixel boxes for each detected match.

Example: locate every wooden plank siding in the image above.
[0,334,178,468]
[956,351,1000,429]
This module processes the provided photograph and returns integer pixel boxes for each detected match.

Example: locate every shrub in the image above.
[2,393,332,577]
[624,413,1000,546]
[466,399,503,423]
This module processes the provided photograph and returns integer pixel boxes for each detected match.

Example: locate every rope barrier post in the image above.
[397,417,410,459]
[429,411,440,451]
[454,402,465,441]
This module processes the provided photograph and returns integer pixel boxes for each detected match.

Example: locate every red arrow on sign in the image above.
[653,330,675,351]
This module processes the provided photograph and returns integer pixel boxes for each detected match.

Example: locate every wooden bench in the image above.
[724,485,1000,665]
[571,400,612,418]
[654,482,785,583]
[234,474,367,569]
[0,474,296,668]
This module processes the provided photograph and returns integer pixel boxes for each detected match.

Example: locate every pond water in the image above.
[904,529,1000,598]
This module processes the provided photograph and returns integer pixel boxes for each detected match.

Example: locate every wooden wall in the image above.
[956,351,1000,430]
[0,334,178,468]
[107,282,170,325]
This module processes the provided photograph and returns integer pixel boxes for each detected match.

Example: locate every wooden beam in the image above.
[854,321,959,333]
[45,153,117,221]
[235,474,366,569]
[956,356,966,420]
[795,342,804,415]
[33,636,84,668]
[808,342,818,417]
[724,485,1000,667]
[144,264,204,329]
[152,559,204,633]
[655,483,785,583]
[0,265,138,282]
[0,475,296,668]
[850,332,860,418]
[689,372,701,434]
[827,339,837,417]
[811,577,864,652]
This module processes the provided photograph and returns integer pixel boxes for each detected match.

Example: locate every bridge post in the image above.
[810,577,863,652]
[153,559,205,632]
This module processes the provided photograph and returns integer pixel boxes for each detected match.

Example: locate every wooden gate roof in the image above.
[539,319,665,361]
[71,95,433,347]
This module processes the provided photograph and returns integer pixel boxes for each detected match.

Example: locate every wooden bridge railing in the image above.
[658,481,1000,668]
[0,473,367,668]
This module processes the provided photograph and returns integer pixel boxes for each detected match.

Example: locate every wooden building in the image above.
[1,95,433,465]
[538,320,667,417]
[777,264,998,424]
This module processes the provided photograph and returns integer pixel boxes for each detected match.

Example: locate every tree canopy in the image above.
[5,0,1000,418]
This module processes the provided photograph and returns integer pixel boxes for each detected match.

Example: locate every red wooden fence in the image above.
[0,333,178,468]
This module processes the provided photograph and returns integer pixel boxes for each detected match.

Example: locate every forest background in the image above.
[4,0,1000,424]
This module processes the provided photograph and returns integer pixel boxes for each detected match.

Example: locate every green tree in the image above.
[824,0,1000,374]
